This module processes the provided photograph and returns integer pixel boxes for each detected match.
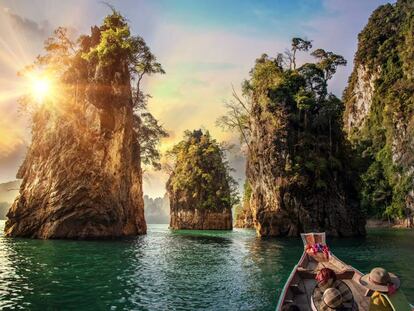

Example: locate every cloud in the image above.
[2,7,50,38]
[139,22,289,197]
[143,169,169,198]
[0,8,50,183]
[0,7,58,76]
[176,61,239,73]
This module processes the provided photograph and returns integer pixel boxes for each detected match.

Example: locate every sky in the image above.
[0,0,393,197]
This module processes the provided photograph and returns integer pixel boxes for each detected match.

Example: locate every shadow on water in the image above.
[0,221,413,311]
[170,229,234,245]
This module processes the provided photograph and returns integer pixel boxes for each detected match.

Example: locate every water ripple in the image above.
[0,222,413,310]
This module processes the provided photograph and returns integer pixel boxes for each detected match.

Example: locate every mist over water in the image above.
[0,221,413,310]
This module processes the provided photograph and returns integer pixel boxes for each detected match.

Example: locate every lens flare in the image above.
[30,76,53,103]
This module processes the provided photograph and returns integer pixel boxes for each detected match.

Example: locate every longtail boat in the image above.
[276,232,413,311]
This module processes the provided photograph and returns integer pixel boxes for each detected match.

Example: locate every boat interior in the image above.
[278,233,371,311]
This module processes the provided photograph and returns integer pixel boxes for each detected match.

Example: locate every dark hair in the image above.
[316,268,337,283]
[282,304,301,311]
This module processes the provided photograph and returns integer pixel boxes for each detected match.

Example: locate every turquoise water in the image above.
[0,221,413,310]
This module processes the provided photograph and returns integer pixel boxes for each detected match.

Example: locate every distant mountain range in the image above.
[0,180,21,220]
[144,194,169,224]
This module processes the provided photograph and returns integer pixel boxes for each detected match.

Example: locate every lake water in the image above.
[0,221,413,310]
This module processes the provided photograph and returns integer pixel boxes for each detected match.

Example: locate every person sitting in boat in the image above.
[312,268,355,310]
[316,268,353,299]
[314,288,354,311]
[316,268,337,291]
[360,267,411,311]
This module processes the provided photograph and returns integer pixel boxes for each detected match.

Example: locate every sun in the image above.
[30,76,53,103]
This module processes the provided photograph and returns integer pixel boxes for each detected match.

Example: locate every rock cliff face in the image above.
[234,205,254,229]
[233,51,365,237]
[167,130,235,230]
[343,0,414,223]
[246,100,364,237]
[344,65,379,134]
[5,19,147,238]
[234,181,254,229]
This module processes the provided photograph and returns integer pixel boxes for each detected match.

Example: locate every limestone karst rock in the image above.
[167,130,235,230]
[234,182,254,229]
[227,50,366,237]
[234,206,254,229]
[4,13,159,239]
[343,0,414,224]
[5,74,146,238]
[245,103,365,236]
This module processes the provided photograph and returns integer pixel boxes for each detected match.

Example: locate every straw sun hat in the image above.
[313,284,355,311]
[321,288,344,310]
[359,267,400,292]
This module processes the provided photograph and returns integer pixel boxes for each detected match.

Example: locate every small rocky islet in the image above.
[5,0,414,239]
[167,130,235,230]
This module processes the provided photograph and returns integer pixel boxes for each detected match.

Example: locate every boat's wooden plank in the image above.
[293,293,311,311]
[343,279,370,311]
[306,258,318,270]
[290,283,304,295]
[303,278,316,305]
[316,259,345,271]
[297,267,316,279]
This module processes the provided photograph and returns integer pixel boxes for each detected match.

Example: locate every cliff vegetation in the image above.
[166,130,238,230]
[219,38,365,236]
[5,10,166,238]
[343,0,414,222]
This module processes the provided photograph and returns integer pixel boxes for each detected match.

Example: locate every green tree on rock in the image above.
[218,37,365,236]
[166,130,239,211]
[22,9,167,170]
[343,0,414,221]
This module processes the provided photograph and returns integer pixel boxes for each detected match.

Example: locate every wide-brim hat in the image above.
[313,281,355,311]
[360,267,400,292]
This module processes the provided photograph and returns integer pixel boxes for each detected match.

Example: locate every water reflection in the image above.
[242,236,303,310]
[0,222,413,310]
[0,234,143,309]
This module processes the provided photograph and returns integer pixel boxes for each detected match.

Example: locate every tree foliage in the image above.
[20,9,167,170]
[291,37,312,70]
[218,37,357,201]
[343,0,414,219]
[166,130,239,210]
[83,10,167,169]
